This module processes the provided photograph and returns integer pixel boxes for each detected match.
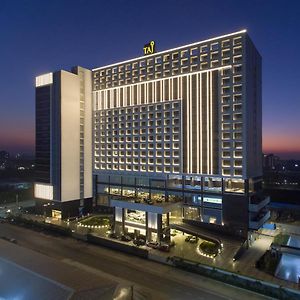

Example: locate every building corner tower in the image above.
[34,66,92,219]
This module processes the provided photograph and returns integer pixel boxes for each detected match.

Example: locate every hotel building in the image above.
[34,30,269,241]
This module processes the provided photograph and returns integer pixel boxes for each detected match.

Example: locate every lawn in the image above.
[79,216,110,227]
[273,233,290,245]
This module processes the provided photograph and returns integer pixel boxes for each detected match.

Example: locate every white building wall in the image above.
[60,71,81,201]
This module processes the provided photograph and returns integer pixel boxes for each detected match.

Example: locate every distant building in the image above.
[34,30,269,240]
[263,154,280,170]
[0,151,9,161]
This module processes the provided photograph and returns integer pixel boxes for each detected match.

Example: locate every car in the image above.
[120,235,132,242]
[189,236,198,243]
[108,232,118,239]
[158,244,170,252]
[146,241,159,249]
[185,235,192,242]
[133,238,146,246]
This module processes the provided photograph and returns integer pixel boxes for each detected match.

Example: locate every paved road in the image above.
[0,223,271,300]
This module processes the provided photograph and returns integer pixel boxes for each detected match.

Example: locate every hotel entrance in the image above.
[51,209,62,220]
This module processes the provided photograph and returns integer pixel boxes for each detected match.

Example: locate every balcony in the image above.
[249,210,270,230]
[249,195,270,212]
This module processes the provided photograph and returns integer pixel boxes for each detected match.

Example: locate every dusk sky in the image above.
[0,0,299,159]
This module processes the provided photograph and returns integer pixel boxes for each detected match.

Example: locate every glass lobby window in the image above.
[203,177,222,193]
[202,208,222,225]
[167,191,183,203]
[110,185,122,196]
[137,188,150,203]
[150,178,165,189]
[136,177,149,187]
[151,190,165,204]
[122,188,135,198]
[162,213,169,228]
[125,209,146,225]
[249,178,262,193]
[166,175,183,190]
[122,175,135,186]
[184,176,201,190]
[224,178,244,193]
[97,184,109,194]
[184,207,200,220]
[97,174,110,184]
[110,175,122,185]
[184,193,201,205]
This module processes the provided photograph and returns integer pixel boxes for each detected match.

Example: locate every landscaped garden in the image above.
[273,233,290,245]
[199,240,219,257]
[78,215,111,228]
[256,250,281,275]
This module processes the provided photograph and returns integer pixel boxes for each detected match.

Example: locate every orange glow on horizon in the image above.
[263,133,300,155]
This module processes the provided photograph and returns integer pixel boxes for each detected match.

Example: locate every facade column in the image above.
[112,207,116,233]
[122,208,125,235]
[145,212,149,242]
[157,214,162,244]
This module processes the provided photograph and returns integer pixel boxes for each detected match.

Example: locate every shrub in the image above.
[273,234,290,245]
[199,240,219,255]
[256,250,280,275]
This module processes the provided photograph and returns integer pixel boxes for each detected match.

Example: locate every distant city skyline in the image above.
[1,0,300,159]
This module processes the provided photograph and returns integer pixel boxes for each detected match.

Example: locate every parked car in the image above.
[158,244,170,252]
[189,236,198,243]
[133,238,146,246]
[185,235,192,242]
[120,235,132,242]
[146,241,159,249]
[108,232,118,239]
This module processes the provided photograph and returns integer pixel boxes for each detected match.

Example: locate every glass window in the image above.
[151,179,165,189]
[136,177,149,187]
[203,177,222,193]
[167,190,183,203]
[110,185,122,196]
[137,188,150,203]
[110,175,121,185]
[122,176,135,186]
[202,208,222,225]
[184,193,201,205]
[184,176,202,190]
[125,209,146,225]
[166,175,183,190]
[224,178,244,193]
[122,188,135,198]
[184,207,200,220]
[151,190,166,204]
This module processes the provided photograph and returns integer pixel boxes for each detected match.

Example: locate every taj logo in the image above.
[143,41,155,55]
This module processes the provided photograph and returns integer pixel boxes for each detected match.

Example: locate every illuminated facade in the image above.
[35,30,269,240]
[34,67,93,218]
[93,30,268,241]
